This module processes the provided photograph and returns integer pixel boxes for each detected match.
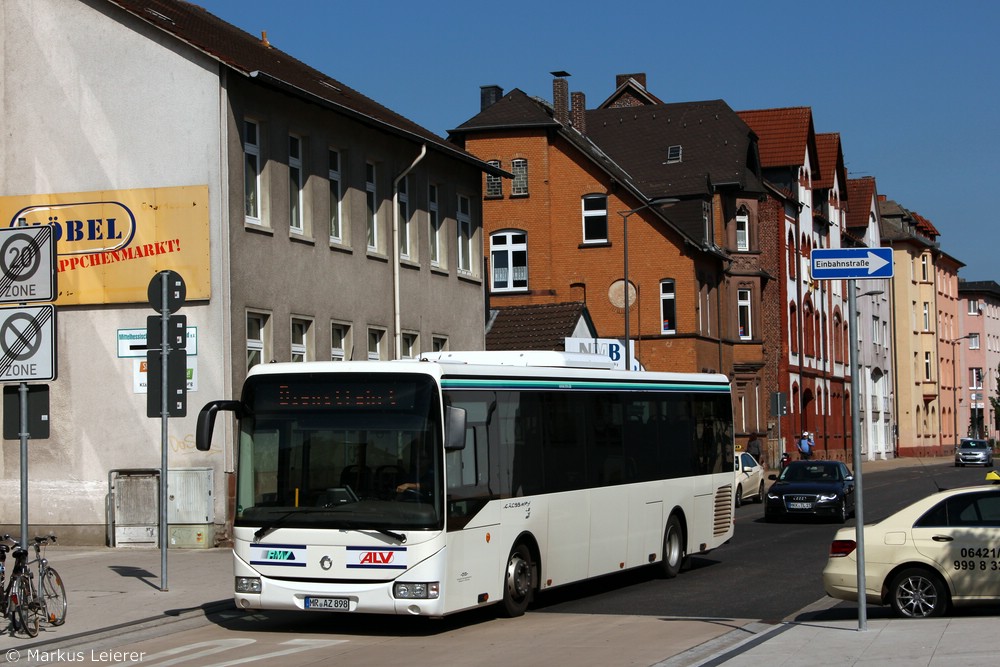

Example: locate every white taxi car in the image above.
[822,472,1000,617]
[734,451,765,507]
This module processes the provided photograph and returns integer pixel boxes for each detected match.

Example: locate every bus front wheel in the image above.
[658,515,685,579]
[501,543,534,618]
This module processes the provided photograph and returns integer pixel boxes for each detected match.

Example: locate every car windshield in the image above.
[959,440,988,450]
[779,463,840,482]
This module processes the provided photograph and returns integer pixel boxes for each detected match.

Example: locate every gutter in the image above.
[393,145,427,359]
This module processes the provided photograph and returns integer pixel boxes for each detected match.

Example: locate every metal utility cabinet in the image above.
[110,467,215,548]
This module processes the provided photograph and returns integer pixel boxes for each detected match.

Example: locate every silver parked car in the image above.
[954,438,994,467]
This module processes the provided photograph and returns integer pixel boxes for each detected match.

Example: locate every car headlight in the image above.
[235,576,262,594]
[766,492,780,500]
[818,493,839,502]
[393,582,440,599]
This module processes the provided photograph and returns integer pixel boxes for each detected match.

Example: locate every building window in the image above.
[582,194,608,243]
[735,214,749,251]
[969,333,981,349]
[398,175,411,259]
[485,161,502,198]
[737,288,752,340]
[247,312,270,371]
[401,332,418,359]
[968,299,981,315]
[873,316,881,344]
[666,145,682,164]
[660,280,676,334]
[366,162,378,250]
[289,135,303,232]
[923,302,930,331]
[971,367,983,390]
[457,194,473,273]
[329,149,342,242]
[331,322,350,361]
[490,231,527,292]
[921,254,929,281]
[428,184,442,267]
[244,120,261,223]
[432,336,448,352]
[511,158,528,196]
[291,318,311,362]
[924,351,932,381]
[368,327,385,361]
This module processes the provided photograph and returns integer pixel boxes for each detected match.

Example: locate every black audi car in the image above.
[764,460,855,523]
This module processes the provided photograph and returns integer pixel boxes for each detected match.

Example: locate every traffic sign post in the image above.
[811,248,892,633]
[147,270,187,593]
[0,223,58,559]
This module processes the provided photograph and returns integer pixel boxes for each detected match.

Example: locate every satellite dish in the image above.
[608,280,637,310]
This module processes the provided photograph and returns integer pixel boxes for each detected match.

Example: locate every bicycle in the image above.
[27,534,67,628]
[0,535,36,637]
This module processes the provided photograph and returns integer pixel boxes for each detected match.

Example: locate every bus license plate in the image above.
[305,596,350,611]
[789,502,812,510]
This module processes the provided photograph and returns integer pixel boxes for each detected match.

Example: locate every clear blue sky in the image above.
[198,0,998,283]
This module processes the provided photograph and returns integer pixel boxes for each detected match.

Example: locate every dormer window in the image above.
[666,145,682,164]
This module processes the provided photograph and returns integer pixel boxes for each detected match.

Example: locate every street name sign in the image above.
[811,247,894,280]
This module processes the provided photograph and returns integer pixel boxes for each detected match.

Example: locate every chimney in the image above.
[480,85,503,111]
[616,72,647,89]
[551,71,571,125]
[571,92,586,134]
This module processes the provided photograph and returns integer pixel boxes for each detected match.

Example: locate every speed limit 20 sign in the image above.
[0,225,57,304]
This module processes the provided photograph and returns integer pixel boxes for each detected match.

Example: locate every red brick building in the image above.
[450,74,774,451]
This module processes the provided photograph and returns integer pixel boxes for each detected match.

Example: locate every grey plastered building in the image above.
[0,0,499,543]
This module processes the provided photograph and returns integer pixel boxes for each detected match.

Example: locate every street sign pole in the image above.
[19,381,28,554]
[159,273,169,592]
[848,283,867,632]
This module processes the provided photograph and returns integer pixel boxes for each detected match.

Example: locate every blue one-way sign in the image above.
[811,247,894,280]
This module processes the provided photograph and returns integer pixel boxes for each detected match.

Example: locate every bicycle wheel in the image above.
[40,567,66,625]
[12,573,38,638]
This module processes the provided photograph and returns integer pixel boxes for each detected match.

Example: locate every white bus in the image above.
[196,351,735,618]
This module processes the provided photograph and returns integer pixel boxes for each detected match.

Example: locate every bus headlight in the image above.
[235,576,262,594]
[394,582,439,599]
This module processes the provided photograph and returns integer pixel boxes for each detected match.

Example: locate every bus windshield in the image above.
[235,372,443,533]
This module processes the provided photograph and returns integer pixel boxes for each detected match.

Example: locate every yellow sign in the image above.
[0,186,210,305]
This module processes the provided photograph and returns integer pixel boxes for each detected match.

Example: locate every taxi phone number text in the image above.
[952,560,1000,571]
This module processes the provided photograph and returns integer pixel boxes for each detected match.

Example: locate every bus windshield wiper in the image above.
[253,508,326,542]
[372,527,407,544]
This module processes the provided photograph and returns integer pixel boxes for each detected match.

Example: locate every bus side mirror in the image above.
[444,406,466,451]
[196,400,241,451]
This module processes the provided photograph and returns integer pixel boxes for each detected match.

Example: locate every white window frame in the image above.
[401,332,418,359]
[366,162,378,251]
[735,214,749,251]
[969,333,981,350]
[367,327,385,361]
[923,302,930,331]
[737,288,752,340]
[924,351,932,381]
[490,230,527,292]
[289,135,303,233]
[331,322,350,361]
[971,367,983,390]
[457,194,473,274]
[291,317,312,362]
[485,161,502,197]
[581,194,608,244]
[247,311,270,371]
[244,119,262,224]
[968,299,981,315]
[398,175,411,260]
[660,280,676,335]
[329,149,342,242]
[428,184,442,267]
[666,145,682,164]
[511,158,528,196]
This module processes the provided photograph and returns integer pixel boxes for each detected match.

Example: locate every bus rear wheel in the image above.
[500,543,534,618]
[658,515,685,579]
